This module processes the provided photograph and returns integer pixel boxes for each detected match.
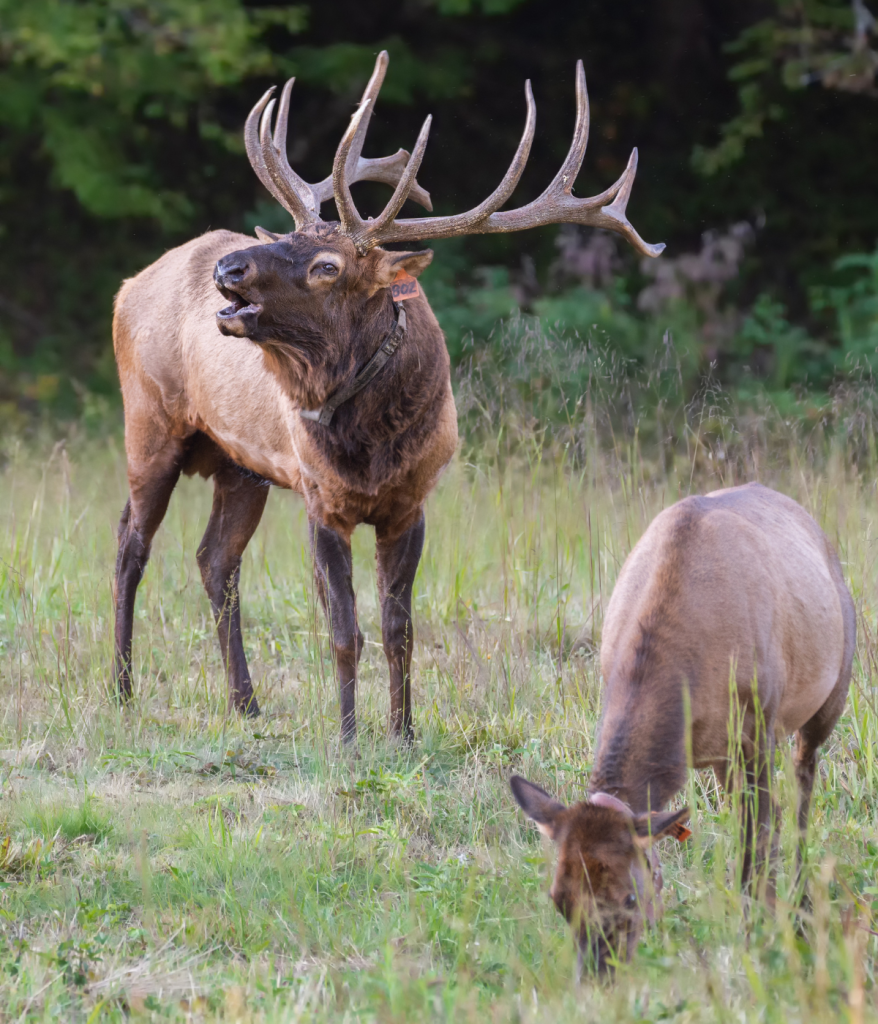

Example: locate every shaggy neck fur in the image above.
[261,289,449,495]
[260,287,396,410]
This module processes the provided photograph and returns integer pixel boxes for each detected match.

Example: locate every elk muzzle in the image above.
[214,254,263,338]
[578,912,639,979]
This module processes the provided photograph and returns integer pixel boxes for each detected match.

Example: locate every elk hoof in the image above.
[233,692,260,718]
[114,674,133,705]
[343,742,361,764]
[391,723,415,748]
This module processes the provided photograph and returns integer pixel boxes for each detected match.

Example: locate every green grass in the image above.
[1,402,877,1022]
[18,793,115,844]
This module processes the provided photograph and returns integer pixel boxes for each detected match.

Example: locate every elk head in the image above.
[510,775,689,976]
[214,229,432,344]
[215,50,664,347]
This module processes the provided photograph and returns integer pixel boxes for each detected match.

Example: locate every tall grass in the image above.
[0,336,876,1021]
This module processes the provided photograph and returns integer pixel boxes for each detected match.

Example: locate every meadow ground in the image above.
[1,374,878,1021]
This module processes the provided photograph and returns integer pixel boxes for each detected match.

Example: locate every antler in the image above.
[333,60,664,258]
[244,51,432,231]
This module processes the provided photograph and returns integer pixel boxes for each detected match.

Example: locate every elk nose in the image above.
[214,255,255,291]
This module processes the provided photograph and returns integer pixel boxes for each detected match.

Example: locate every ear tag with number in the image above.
[669,822,692,843]
[391,269,420,301]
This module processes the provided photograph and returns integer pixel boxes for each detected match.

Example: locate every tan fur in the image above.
[113,227,458,732]
[114,230,457,518]
[598,482,851,781]
[512,483,854,973]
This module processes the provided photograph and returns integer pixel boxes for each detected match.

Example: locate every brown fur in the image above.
[113,225,457,737]
[512,482,854,974]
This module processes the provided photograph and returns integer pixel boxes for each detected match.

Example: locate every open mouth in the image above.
[215,286,263,337]
[216,286,262,322]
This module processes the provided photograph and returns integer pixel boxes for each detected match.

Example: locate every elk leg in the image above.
[376,512,425,742]
[792,735,818,909]
[740,734,775,899]
[114,440,184,701]
[196,464,269,716]
[310,520,362,744]
[793,665,851,902]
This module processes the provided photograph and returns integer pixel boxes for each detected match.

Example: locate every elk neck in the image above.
[259,286,397,410]
[589,613,690,815]
[299,300,407,427]
[264,286,450,495]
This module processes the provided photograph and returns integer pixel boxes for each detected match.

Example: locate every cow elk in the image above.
[512,483,854,973]
[112,52,664,740]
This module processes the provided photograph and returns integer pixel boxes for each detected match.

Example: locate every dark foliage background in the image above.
[1,0,876,417]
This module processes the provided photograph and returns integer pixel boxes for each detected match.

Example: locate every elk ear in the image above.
[254,226,281,243]
[372,249,434,290]
[632,807,691,847]
[510,775,566,840]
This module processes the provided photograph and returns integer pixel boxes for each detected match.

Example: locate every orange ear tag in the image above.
[391,269,420,301]
[669,822,692,843]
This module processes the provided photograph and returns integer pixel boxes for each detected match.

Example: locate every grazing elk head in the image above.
[510,776,689,976]
[215,50,664,346]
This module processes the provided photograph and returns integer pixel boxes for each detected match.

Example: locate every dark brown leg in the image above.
[793,734,818,907]
[114,440,184,701]
[793,665,851,901]
[740,733,775,897]
[376,512,425,742]
[196,463,269,716]
[310,520,362,743]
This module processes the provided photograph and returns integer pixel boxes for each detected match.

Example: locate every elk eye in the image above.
[625,893,637,909]
[321,263,338,275]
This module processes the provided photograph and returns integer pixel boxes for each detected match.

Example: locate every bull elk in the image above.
[512,483,854,973]
[112,53,664,740]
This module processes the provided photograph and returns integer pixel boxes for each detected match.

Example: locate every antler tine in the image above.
[243,80,319,230]
[269,79,321,224]
[336,50,430,209]
[547,59,590,195]
[332,99,373,235]
[244,87,281,201]
[604,146,638,212]
[487,60,662,256]
[274,78,295,160]
[450,79,536,226]
[345,50,388,178]
[348,79,536,249]
[343,61,665,259]
[348,116,433,252]
[258,97,318,229]
[244,53,432,229]
[584,149,665,256]
[319,51,432,214]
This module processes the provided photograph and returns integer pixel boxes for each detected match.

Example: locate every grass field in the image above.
[2,382,878,1021]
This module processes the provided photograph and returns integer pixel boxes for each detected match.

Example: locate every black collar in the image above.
[299,301,407,427]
